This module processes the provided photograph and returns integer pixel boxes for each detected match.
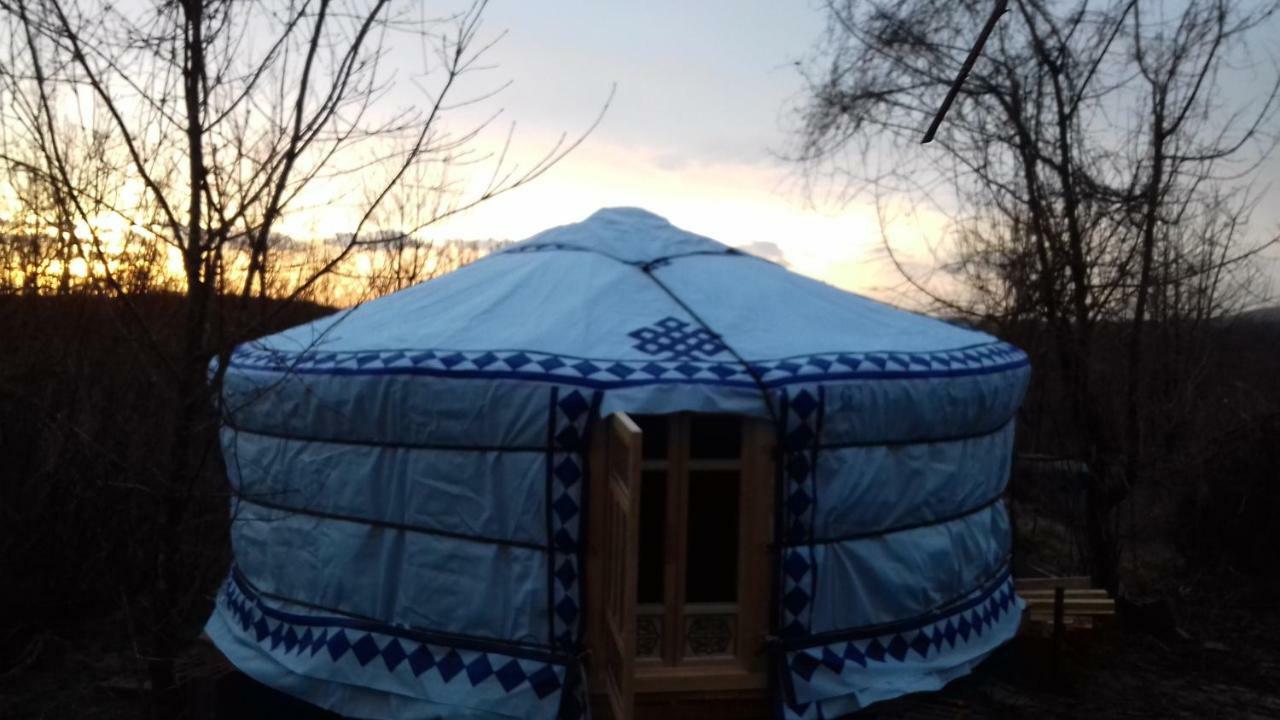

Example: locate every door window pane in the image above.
[633,415,668,461]
[689,415,741,459]
[636,470,666,604]
[684,470,740,603]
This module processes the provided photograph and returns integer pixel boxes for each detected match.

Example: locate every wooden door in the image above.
[601,412,642,720]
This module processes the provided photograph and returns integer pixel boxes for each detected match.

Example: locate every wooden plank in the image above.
[602,412,643,720]
[686,459,743,472]
[683,603,738,615]
[735,419,772,674]
[1019,588,1110,598]
[1015,576,1093,591]
[634,666,768,694]
[1024,596,1115,608]
[624,688,773,720]
[1024,594,1116,609]
[1051,587,1065,680]
[1026,613,1102,625]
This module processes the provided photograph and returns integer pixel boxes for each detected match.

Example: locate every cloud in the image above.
[736,240,790,267]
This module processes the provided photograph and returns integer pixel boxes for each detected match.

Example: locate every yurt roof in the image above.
[228,207,1027,407]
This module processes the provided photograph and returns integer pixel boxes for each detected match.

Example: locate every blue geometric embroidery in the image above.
[217,574,564,700]
[225,341,1029,390]
[779,387,823,638]
[782,701,815,720]
[627,316,727,360]
[784,574,1020,697]
[547,387,596,651]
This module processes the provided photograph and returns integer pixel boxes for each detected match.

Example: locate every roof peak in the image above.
[584,206,671,224]
[506,207,729,264]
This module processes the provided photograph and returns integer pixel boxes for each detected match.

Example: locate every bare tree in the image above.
[795,0,1279,592]
[0,0,599,707]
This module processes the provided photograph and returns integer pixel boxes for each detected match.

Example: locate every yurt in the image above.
[206,207,1030,720]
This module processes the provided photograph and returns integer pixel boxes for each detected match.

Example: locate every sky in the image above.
[8,0,1276,302]
[399,1,911,298]
[358,1,1279,303]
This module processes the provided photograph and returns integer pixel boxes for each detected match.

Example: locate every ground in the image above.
[3,578,1277,719]
[907,603,1280,719]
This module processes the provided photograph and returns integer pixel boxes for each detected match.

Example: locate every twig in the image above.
[923,0,1009,144]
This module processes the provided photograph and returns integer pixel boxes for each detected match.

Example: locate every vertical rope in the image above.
[638,261,780,424]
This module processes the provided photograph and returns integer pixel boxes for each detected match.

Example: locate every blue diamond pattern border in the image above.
[225,342,1029,390]
[783,574,1021,703]
[546,387,598,651]
[216,573,566,702]
[779,387,823,639]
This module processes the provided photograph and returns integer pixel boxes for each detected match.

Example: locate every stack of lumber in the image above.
[1015,576,1115,630]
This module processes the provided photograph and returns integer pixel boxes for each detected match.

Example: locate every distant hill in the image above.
[1234,304,1280,325]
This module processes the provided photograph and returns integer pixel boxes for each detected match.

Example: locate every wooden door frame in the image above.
[585,413,775,699]
[600,412,643,720]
